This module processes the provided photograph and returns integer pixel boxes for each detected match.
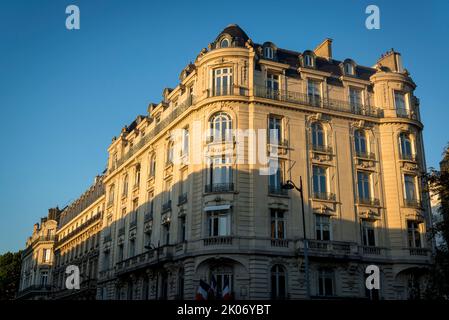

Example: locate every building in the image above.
[19,24,434,300]
[17,208,60,299]
[51,176,105,299]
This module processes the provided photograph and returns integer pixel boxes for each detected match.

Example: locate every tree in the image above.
[425,143,449,299]
[0,251,22,300]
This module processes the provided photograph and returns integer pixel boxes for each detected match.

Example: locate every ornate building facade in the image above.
[19,24,433,300]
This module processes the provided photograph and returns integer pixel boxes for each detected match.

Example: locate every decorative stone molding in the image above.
[312,204,336,215]
[358,209,381,221]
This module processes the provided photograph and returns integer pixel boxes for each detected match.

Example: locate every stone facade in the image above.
[19,24,433,300]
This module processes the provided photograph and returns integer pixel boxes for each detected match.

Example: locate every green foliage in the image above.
[0,251,22,300]
[424,143,449,299]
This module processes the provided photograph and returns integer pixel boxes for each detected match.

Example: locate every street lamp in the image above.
[281,177,310,299]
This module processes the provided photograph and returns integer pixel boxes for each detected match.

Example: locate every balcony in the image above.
[357,197,380,206]
[396,108,417,120]
[306,240,352,255]
[178,193,188,205]
[409,248,429,256]
[203,236,233,246]
[205,183,234,193]
[268,185,288,196]
[356,151,375,160]
[271,239,289,248]
[312,192,336,201]
[400,153,417,162]
[144,211,153,222]
[254,86,383,118]
[162,200,172,213]
[361,246,382,255]
[311,145,333,154]
[404,198,421,208]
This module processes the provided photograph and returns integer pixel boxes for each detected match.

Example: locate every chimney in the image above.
[376,49,403,72]
[314,38,333,60]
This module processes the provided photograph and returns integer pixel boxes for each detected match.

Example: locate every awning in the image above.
[204,204,231,212]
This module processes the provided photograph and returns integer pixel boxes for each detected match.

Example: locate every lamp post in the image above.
[281,176,310,299]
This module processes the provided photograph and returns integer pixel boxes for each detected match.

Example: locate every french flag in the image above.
[195,280,210,300]
[209,275,217,299]
[222,276,232,300]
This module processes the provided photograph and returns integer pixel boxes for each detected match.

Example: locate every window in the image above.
[208,210,231,237]
[207,155,233,191]
[268,115,282,144]
[271,265,286,299]
[268,159,284,194]
[182,128,189,157]
[166,141,174,165]
[270,209,285,239]
[163,224,170,245]
[209,112,232,142]
[407,221,421,248]
[354,129,367,156]
[118,244,124,262]
[307,79,321,105]
[404,174,417,204]
[266,74,279,99]
[128,239,135,258]
[361,220,376,246]
[399,133,413,160]
[212,272,233,299]
[179,216,186,242]
[357,171,371,201]
[317,269,334,297]
[144,228,152,249]
[312,166,327,196]
[134,164,141,188]
[149,154,156,178]
[122,174,129,196]
[220,38,229,48]
[304,54,314,67]
[40,271,48,286]
[349,87,363,111]
[43,249,51,262]
[394,91,408,116]
[311,122,324,148]
[108,185,115,204]
[132,198,138,214]
[315,215,330,241]
[213,68,233,96]
[264,46,274,59]
[345,63,355,75]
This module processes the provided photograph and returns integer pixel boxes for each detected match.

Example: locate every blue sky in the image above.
[0,0,448,254]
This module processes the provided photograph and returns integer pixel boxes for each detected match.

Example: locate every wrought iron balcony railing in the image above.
[144,211,153,222]
[404,198,421,208]
[400,153,417,161]
[312,144,333,153]
[204,183,234,193]
[254,86,384,118]
[355,151,376,159]
[312,192,336,201]
[268,185,288,196]
[357,197,380,206]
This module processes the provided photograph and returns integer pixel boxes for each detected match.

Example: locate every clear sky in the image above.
[0,0,448,254]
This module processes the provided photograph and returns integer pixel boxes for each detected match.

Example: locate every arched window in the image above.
[122,174,129,196]
[354,129,367,156]
[134,164,141,187]
[209,112,232,142]
[271,265,286,299]
[220,38,229,48]
[399,132,413,160]
[311,122,324,149]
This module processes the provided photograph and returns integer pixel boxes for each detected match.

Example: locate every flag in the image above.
[209,275,217,299]
[195,280,210,300]
[222,276,231,300]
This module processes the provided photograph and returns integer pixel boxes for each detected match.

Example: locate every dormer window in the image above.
[304,54,314,67]
[264,46,274,59]
[345,63,354,75]
[220,38,229,48]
